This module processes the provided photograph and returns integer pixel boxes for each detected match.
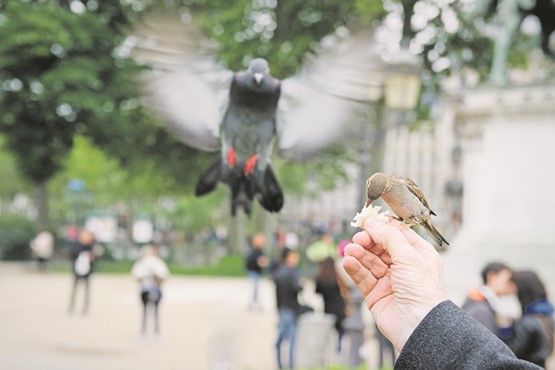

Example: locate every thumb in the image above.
[363,219,417,262]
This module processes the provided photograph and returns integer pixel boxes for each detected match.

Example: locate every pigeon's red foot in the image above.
[226,148,237,168]
[244,155,258,175]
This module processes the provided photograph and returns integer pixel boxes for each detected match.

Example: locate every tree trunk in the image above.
[36,180,49,228]
[253,205,278,257]
[227,210,246,254]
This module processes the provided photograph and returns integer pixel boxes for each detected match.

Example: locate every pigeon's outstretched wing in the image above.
[277,28,386,160]
[130,14,233,152]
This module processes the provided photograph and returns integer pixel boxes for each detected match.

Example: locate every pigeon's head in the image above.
[248,58,270,87]
[365,173,388,206]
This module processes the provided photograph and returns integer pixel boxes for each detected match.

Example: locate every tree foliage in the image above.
[0,0,213,225]
[0,0,546,231]
[0,0,128,183]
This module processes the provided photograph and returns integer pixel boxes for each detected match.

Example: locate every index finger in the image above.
[363,219,418,263]
[352,230,391,265]
[365,218,437,258]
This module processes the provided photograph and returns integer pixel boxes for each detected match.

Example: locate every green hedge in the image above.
[0,214,36,260]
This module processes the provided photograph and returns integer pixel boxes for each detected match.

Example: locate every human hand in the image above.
[343,218,447,352]
[258,255,269,268]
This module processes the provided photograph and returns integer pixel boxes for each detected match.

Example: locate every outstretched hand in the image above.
[343,218,447,352]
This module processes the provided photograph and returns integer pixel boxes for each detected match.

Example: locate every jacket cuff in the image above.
[395,300,518,369]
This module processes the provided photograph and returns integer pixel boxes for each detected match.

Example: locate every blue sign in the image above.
[67,179,86,193]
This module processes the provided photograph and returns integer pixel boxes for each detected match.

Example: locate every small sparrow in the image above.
[365,173,449,247]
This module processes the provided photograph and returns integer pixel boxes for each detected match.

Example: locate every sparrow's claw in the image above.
[399,223,410,231]
[244,155,258,175]
[226,148,237,168]
[389,215,404,222]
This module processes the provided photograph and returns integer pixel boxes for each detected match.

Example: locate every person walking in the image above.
[502,270,554,367]
[461,261,515,336]
[67,229,96,315]
[30,229,54,272]
[272,247,302,369]
[314,256,346,352]
[131,244,169,338]
[245,233,269,310]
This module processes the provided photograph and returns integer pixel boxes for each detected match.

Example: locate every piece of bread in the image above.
[351,204,389,229]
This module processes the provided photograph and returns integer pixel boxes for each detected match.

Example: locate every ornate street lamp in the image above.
[384,48,422,111]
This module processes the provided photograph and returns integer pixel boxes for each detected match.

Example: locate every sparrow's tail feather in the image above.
[423,220,449,247]
[195,159,221,197]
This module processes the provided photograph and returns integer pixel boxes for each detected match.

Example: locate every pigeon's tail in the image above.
[196,159,283,216]
[257,165,284,213]
[225,164,283,216]
[195,159,221,197]
[422,219,450,248]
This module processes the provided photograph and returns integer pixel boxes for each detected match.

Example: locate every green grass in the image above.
[51,255,246,277]
[168,255,245,276]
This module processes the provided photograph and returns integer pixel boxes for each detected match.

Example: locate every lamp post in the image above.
[351,3,422,364]
[348,42,423,369]
[356,47,422,206]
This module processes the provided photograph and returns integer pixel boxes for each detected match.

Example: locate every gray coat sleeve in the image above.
[394,301,542,369]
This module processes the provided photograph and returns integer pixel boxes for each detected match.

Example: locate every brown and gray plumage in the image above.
[365,173,449,247]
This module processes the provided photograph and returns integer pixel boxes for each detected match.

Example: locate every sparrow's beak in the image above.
[365,199,372,207]
[254,73,263,86]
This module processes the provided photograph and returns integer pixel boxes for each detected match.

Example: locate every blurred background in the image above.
[1,0,554,369]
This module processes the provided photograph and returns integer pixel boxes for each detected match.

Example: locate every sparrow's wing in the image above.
[277,28,385,159]
[403,177,436,216]
[128,13,233,152]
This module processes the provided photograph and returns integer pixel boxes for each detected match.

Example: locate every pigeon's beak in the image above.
[254,73,263,86]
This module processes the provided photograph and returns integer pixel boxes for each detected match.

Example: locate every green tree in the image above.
[0,0,213,226]
[46,135,225,232]
[0,135,31,210]
[0,0,134,225]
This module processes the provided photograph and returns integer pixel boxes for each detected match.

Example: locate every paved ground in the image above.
[2,263,551,370]
[0,263,285,370]
[0,263,382,370]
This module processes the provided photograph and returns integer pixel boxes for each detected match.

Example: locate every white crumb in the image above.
[351,203,389,229]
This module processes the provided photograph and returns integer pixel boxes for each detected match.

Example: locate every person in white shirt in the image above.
[30,230,54,272]
[131,244,169,337]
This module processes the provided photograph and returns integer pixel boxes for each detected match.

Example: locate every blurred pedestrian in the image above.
[131,244,169,338]
[30,229,54,272]
[66,224,79,242]
[461,261,515,336]
[245,232,269,310]
[502,270,554,367]
[314,256,346,352]
[306,233,336,264]
[375,323,396,368]
[272,247,302,369]
[67,229,96,315]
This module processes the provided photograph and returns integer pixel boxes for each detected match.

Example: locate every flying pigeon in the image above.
[129,13,385,216]
[365,173,449,247]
